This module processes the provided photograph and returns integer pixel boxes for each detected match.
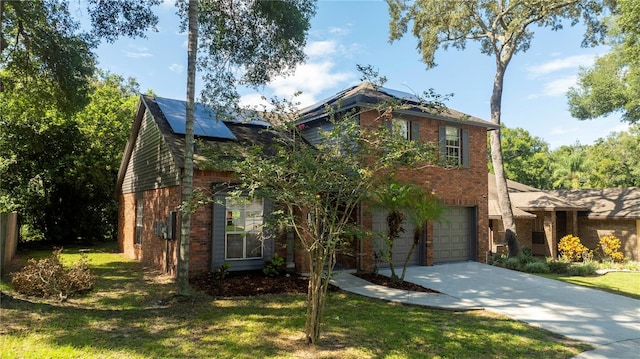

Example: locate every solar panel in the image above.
[154,97,237,140]
[379,87,421,103]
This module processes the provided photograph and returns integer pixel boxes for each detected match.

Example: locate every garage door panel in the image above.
[372,209,419,267]
[433,206,474,263]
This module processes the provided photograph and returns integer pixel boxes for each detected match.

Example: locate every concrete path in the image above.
[331,262,640,359]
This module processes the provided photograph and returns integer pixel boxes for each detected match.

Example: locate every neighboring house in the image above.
[116,83,499,276]
[552,188,640,261]
[489,174,639,261]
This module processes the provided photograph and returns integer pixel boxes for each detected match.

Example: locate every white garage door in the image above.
[372,209,420,267]
[433,206,474,263]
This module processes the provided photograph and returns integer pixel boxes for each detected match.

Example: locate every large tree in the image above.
[490,125,553,189]
[205,98,438,344]
[568,0,640,123]
[0,72,139,242]
[386,0,611,256]
[175,0,316,295]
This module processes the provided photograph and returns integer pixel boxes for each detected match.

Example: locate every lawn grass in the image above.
[540,272,640,300]
[1,243,592,358]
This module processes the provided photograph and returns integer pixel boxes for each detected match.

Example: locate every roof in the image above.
[488,173,588,219]
[298,82,499,130]
[550,188,640,219]
[115,95,284,194]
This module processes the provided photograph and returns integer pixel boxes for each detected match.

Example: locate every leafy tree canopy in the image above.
[568,0,640,123]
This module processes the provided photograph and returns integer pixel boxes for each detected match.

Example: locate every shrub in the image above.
[567,263,596,276]
[263,253,285,277]
[504,258,522,271]
[596,235,625,262]
[523,261,550,274]
[11,248,93,301]
[546,259,570,274]
[558,234,591,262]
[213,262,231,280]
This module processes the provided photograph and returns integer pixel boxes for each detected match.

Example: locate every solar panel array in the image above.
[154,97,237,140]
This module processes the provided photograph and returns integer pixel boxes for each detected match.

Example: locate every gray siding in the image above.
[121,109,181,193]
[301,120,335,146]
[211,194,275,271]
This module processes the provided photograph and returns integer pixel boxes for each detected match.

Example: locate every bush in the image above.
[504,257,522,271]
[263,253,285,277]
[567,263,596,276]
[11,248,93,301]
[596,235,625,262]
[522,261,550,274]
[558,234,591,262]
[546,259,570,274]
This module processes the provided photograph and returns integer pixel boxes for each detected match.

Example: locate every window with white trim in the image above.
[445,126,461,165]
[391,118,410,140]
[135,200,143,245]
[225,197,264,260]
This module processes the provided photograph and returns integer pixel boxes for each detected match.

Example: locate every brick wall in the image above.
[577,217,639,261]
[358,110,491,270]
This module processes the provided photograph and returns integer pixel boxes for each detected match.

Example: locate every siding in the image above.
[121,108,181,194]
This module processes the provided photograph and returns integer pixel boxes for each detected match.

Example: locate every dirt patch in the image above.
[190,270,438,297]
[355,273,440,293]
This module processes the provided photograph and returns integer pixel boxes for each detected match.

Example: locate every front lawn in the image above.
[1,244,591,358]
[540,272,640,300]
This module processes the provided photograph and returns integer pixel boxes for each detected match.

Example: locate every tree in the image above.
[582,125,640,187]
[0,72,139,242]
[386,0,611,257]
[549,143,589,189]
[174,0,316,295]
[490,125,553,189]
[205,98,438,344]
[0,0,160,115]
[371,180,443,282]
[568,0,640,123]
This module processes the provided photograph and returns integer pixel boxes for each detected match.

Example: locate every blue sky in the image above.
[91,0,628,149]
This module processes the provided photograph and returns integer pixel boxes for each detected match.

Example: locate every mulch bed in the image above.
[190,270,439,297]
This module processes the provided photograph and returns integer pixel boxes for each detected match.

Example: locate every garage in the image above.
[372,209,421,267]
[433,206,475,263]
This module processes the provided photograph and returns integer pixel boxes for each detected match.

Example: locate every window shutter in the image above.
[410,121,420,141]
[438,126,446,163]
[382,119,392,131]
[462,129,470,168]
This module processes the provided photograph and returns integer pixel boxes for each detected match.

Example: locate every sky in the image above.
[90,0,629,149]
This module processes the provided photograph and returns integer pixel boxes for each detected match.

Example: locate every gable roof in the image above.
[488,173,588,219]
[115,94,282,195]
[298,82,499,130]
[550,188,640,219]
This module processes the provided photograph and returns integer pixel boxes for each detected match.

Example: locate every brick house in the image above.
[489,174,639,261]
[115,83,498,276]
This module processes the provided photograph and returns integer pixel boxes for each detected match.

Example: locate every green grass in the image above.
[540,272,640,300]
[1,244,592,359]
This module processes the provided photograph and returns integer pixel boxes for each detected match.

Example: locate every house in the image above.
[489,174,639,261]
[551,188,640,261]
[115,83,499,276]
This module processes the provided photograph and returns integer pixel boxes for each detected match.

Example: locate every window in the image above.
[388,118,419,141]
[445,126,461,165]
[392,118,410,140]
[439,126,469,168]
[225,197,264,260]
[135,200,143,245]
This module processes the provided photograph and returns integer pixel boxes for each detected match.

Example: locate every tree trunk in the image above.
[490,61,521,257]
[178,0,199,296]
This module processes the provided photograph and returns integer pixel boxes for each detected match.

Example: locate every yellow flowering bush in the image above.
[558,234,591,262]
[597,235,625,262]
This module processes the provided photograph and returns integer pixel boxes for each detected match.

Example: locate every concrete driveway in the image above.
[376,262,640,359]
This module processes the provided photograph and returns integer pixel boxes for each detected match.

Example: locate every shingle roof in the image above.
[298,82,499,130]
[551,188,640,219]
[488,173,588,219]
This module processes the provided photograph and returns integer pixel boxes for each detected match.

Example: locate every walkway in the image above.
[331,262,640,359]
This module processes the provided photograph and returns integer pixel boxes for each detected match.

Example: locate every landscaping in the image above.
[490,234,640,300]
[1,243,592,359]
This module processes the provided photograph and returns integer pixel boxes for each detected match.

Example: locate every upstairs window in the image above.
[225,198,264,260]
[439,126,470,168]
[386,118,420,141]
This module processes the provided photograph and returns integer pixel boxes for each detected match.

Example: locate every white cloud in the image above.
[125,45,152,58]
[168,64,183,73]
[528,75,577,99]
[305,40,338,58]
[526,54,596,78]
